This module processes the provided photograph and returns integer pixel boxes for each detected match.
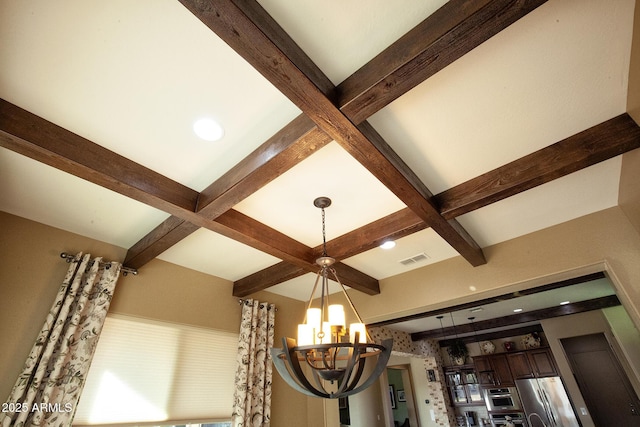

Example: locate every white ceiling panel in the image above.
[258,0,448,84]
[0,0,301,191]
[369,0,633,194]
[234,141,407,247]
[266,272,346,302]
[0,147,169,248]
[457,157,621,248]
[157,228,280,281]
[343,228,460,280]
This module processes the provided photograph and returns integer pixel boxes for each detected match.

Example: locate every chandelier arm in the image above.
[329,267,364,324]
[329,267,374,342]
[339,332,364,393]
[303,270,324,323]
[305,350,317,368]
[334,344,359,396]
[339,338,394,398]
[343,357,366,393]
[321,266,328,337]
[322,348,335,371]
[309,356,331,394]
[271,339,329,398]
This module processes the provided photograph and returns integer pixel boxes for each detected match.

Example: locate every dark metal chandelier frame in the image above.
[271,197,393,399]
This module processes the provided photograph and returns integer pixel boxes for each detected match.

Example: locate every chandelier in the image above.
[271,197,393,399]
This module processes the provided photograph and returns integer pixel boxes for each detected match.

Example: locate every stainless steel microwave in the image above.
[483,387,522,412]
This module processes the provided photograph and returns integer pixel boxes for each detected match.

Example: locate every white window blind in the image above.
[73,314,238,426]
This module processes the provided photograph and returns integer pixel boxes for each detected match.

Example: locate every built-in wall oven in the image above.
[483,386,522,412]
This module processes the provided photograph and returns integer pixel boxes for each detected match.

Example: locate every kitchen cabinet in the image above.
[474,354,514,386]
[507,348,558,379]
[444,365,484,406]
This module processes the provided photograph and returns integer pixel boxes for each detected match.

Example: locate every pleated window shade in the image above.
[73,314,238,426]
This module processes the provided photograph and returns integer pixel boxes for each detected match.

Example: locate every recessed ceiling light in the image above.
[380,240,396,249]
[560,301,571,305]
[513,308,523,313]
[193,117,224,141]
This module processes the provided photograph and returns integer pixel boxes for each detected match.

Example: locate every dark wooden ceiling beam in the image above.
[234,208,427,295]
[323,208,427,260]
[438,324,544,347]
[124,114,332,266]
[134,0,547,285]
[411,294,621,342]
[434,114,640,218]
[0,99,199,217]
[125,217,199,268]
[179,0,486,269]
[231,114,640,293]
[234,262,307,297]
[0,99,339,272]
[356,122,485,266]
[338,0,548,123]
[233,259,380,297]
[197,115,331,216]
[1,0,572,293]
[370,272,606,328]
[214,209,315,268]
[229,0,336,101]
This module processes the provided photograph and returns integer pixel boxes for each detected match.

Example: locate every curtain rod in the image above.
[238,298,277,311]
[60,252,138,276]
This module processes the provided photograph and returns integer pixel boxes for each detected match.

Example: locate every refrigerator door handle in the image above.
[539,387,557,427]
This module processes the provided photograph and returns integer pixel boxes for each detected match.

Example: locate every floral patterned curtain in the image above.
[1,253,121,427]
[231,299,276,427]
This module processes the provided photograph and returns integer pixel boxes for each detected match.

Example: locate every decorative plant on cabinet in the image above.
[448,339,469,365]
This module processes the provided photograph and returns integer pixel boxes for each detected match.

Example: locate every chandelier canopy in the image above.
[270,197,392,399]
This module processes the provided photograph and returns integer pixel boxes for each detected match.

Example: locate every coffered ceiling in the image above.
[1,0,638,329]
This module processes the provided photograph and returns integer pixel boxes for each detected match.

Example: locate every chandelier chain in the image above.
[321,206,327,256]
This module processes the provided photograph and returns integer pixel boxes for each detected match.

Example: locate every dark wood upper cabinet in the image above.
[507,348,558,379]
[475,348,559,386]
[474,354,514,386]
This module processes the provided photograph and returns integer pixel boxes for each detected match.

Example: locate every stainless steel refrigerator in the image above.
[515,377,579,427]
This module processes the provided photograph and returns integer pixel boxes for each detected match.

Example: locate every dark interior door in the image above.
[561,333,640,426]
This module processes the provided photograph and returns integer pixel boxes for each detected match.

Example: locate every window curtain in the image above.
[231,299,276,427]
[1,253,121,427]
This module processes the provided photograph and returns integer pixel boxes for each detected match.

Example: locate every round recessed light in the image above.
[513,308,523,313]
[380,240,396,249]
[193,117,224,141]
[560,301,571,305]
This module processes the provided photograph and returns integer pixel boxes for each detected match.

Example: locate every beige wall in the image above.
[0,211,312,427]
[628,0,640,124]
[622,0,640,234]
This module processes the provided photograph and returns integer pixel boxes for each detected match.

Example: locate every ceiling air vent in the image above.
[399,252,430,266]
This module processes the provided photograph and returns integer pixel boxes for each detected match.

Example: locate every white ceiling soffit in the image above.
[388,277,617,334]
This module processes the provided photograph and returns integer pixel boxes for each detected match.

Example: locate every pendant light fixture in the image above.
[437,315,445,336]
[468,316,481,354]
[271,197,393,399]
